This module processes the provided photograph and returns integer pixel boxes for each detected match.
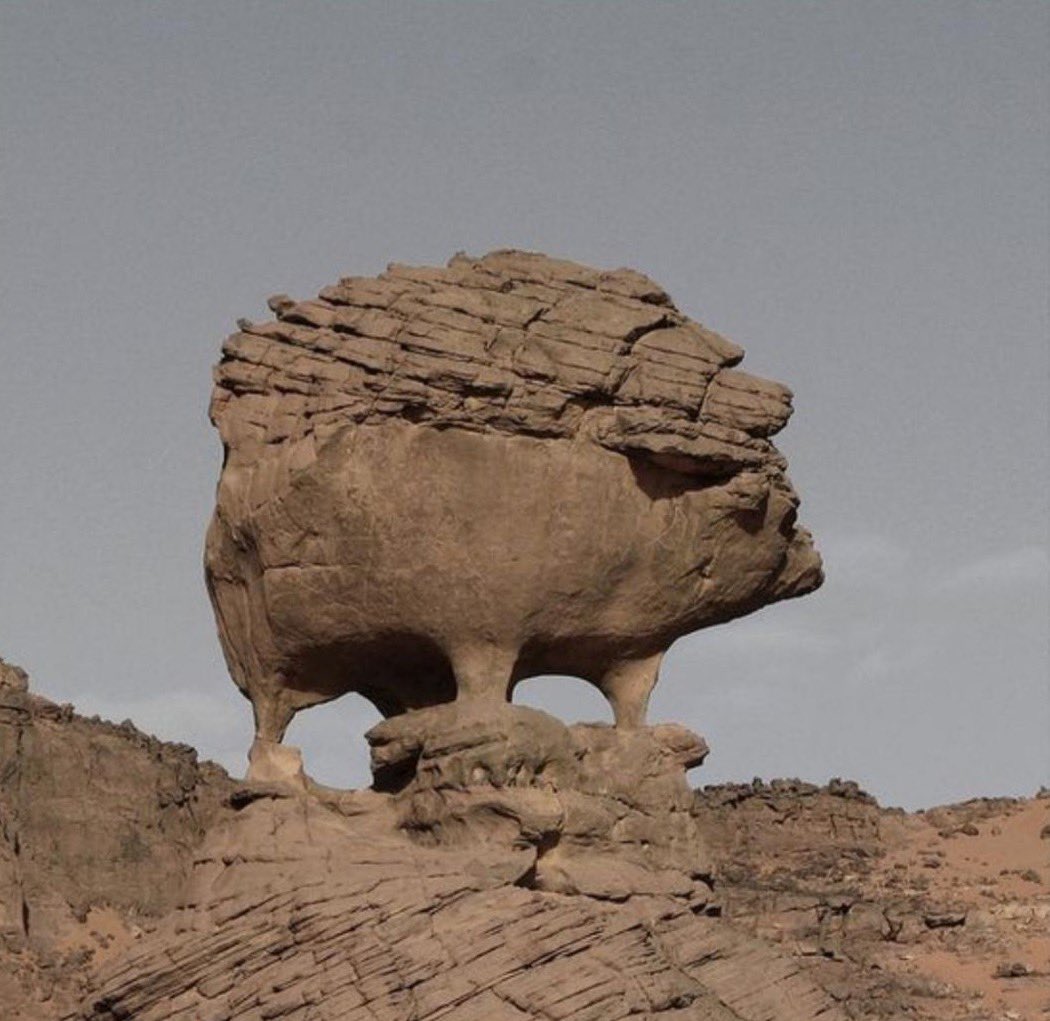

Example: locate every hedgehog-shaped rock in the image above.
[205,251,822,765]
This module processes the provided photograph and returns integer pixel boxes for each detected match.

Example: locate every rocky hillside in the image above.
[0,659,233,1018]
[698,780,1050,1018]
[1,660,1046,1020]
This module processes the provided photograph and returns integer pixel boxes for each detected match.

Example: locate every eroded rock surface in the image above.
[204,251,822,757]
[0,659,233,1019]
[78,705,845,1021]
[2,664,1046,1020]
[696,782,1050,1019]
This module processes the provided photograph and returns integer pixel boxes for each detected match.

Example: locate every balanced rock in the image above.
[204,251,822,765]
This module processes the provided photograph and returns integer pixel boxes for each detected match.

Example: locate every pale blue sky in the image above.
[1,2,1046,808]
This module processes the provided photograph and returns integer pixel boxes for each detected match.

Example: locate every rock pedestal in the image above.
[77,710,845,1021]
[368,702,714,902]
[68,251,835,1020]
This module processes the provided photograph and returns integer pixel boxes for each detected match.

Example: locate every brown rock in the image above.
[4,662,1048,1020]
[0,661,233,1019]
[922,909,967,928]
[204,250,822,769]
[366,702,713,900]
[76,723,847,1021]
[994,961,1031,979]
[0,656,29,692]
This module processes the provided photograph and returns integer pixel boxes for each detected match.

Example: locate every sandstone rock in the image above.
[0,661,234,1019]
[204,250,822,764]
[0,656,29,692]
[3,664,1046,1020]
[366,703,713,901]
[77,741,846,1021]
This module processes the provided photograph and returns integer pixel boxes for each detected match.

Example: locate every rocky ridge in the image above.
[1,660,1046,1020]
[0,658,233,1018]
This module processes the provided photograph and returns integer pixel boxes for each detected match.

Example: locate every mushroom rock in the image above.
[204,250,823,772]
[68,253,837,1021]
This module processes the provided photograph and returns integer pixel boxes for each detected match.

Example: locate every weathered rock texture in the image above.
[79,704,846,1021]
[205,250,822,758]
[0,658,233,1019]
[695,782,1050,1020]
[2,664,1046,1020]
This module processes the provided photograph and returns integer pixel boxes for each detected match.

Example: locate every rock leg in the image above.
[246,684,308,783]
[250,684,297,744]
[449,644,518,704]
[599,652,663,728]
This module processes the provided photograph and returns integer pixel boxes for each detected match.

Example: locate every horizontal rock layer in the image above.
[212,250,795,509]
[78,787,844,1021]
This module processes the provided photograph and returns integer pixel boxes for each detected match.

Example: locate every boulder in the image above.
[204,251,822,762]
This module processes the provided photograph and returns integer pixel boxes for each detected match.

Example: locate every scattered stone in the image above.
[924,910,967,928]
[993,962,1030,978]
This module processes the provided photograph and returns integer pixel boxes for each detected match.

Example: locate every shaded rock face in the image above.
[0,659,233,1019]
[205,250,822,755]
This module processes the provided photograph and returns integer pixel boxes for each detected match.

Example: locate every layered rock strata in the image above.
[78,705,846,1021]
[0,659,232,1019]
[204,250,822,763]
[2,664,1045,1020]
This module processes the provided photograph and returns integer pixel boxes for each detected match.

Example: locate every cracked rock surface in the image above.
[204,250,822,759]
[3,663,1046,1020]
[76,703,845,1021]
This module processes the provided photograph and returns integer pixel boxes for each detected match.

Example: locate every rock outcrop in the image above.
[204,251,822,763]
[79,705,846,1021]
[695,782,1050,1020]
[0,658,233,1019]
[2,663,1046,1020]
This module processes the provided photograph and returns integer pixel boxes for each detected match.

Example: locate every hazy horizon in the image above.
[1,2,1046,809]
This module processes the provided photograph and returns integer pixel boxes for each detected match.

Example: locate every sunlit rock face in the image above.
[204,250,822,756]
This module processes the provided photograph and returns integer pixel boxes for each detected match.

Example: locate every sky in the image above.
[0,2,1046,809]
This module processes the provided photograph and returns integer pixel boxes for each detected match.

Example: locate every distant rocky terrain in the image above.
[0,658,232,1018]
[2,660,1045,1020]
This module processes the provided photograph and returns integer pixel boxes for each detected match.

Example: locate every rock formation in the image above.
[9,253,842,1019]
[2,663,1046,1020]
[0,658,232,1019]
[2,668,1041,1016]
[204,250,822,768]
[1,254,1043,1021]
[80,704,852,1021]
